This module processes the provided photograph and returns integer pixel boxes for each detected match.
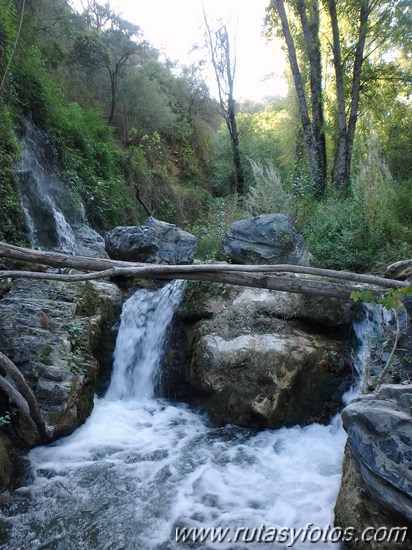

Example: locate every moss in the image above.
[76,282,98,317]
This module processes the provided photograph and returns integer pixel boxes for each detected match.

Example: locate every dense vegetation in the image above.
[0,0,411,272]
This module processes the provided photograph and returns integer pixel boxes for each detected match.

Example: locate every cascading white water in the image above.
[106,282,186,401]
[0,284,384,550]
[17,121,77,254]
[15,119,106,257]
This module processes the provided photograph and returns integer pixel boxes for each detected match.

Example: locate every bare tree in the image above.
[203,10,244,194]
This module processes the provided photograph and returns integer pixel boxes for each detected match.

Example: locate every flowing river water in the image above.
[0,282,384,549]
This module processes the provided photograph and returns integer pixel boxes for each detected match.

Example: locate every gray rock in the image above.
[177,282,352,428]
[0,278,124,445]
[190,330,350,428]
[105,217,197,264]
[222,213,309,265]
[231,287,354,327]
[341,384,412,522]
[73,225,108,258]
[385,259,412,281]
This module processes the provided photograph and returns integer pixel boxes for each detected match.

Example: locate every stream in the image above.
[0,282,382,550]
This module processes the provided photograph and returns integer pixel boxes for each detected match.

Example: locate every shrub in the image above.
[244,160,293,217]
[303,135,412,272]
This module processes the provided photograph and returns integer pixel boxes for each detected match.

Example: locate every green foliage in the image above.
[208,127,236,195]
[190,195,244,260]
[66,320,87,374]
[67,321,83,350]
[302,135,412,271]
[351,287,412,310]
[0,100,27,244]
[1,0,410,279]
[67,352,86,375]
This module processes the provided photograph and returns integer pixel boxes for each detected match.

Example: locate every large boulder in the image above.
[385,259,412,280]
[222,213,309,265]
[105,217,197,264]
[174,283,352,428]
[335,384,412,548]
[0,279,123,446]
[73,225,108,258]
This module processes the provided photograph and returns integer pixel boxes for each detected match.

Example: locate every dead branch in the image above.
[0,375,38,433]
[375,310,400,390]
[0,241,409,300]
[0,352,49,439]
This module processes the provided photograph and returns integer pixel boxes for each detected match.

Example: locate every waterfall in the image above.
[15,119,106,257]
[16,120,78,253]
[343,303,393,404]
[106,281,185,401]
[0,287,387,550]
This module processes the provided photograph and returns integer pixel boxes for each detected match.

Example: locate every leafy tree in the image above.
[71,1,143,124]
[267,0,412,191]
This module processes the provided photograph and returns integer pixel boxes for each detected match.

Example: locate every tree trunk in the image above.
[274,0,319,190]
[296,0,327,196]
[345,0,369,184]
[0,242,409,301]
[227,98,244,194]
[327,0,347,188]
[0,352,49,440]
[204,13,244,194]
[107,68,117,125]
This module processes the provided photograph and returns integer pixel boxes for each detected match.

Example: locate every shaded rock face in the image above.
[0,279,123,447]
[73,225,108,259]
[222,214,310,265]
[105,217,197,264]
[173,282,352,429]
[335,385,412,547]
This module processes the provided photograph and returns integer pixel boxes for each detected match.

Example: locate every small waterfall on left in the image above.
[16,119,77,253]
[15,119,106,257]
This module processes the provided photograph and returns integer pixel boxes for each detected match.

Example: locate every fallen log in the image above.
[0,241,409,300]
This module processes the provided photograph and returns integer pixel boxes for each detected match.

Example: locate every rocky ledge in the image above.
[170,281,353,428]
[335,384,412,548]
[0,278,123,489]
[335,294,412,548]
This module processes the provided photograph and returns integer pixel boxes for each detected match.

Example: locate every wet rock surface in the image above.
[342,385,412,521]
[335,385,412,549]
[73,225,108,258]
[335,295,412,548]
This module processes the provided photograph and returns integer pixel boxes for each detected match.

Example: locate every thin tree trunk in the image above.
[296,0,327,195]
[345,0,369,184]
[274,0,318,188]
[327,0,347,188]
[108,68,117,125]
[227,100,244,194]
[204,13,244,194]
